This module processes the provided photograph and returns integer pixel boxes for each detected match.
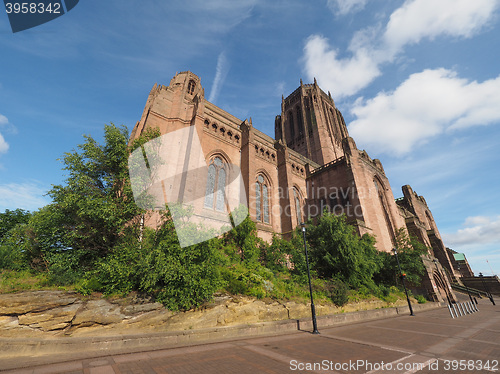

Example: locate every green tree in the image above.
[19,205,67,271]
[264,232,307,277]
[374,229,428,287]
[224,212,262,266]
[0,209,32,270]
[0,209,31,241]
[306,212,381,288]
[47,123,141,260]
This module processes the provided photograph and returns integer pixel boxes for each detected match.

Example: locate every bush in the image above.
[45,251,85,286]
[327,277,349,307]
[220,263,274,299]
[416,294,427,304]
[0,244,25,271]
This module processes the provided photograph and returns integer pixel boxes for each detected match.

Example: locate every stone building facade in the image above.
[130,71,469,302]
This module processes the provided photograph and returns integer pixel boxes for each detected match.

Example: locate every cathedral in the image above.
[129,71,469,303]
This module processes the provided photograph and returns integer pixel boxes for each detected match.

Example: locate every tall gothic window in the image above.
[294,188,302,225]
[204,157,226,211]
[296,106,304,135]
[288,110,295,140]
[256,175,270,224]
[187,80,195,95]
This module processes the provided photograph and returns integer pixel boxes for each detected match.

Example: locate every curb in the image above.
[0,301,443,370]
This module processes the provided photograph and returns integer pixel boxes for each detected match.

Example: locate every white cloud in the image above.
[442,215,500,246]
[0,182,50,212]
[327,0,368,15]
[303,0,498,97]
[0,134,8,154]
[384,0,498,50]
[348,69,500,155]
[302,35,381,99]
[208,52,230,104]
[0,114,10,154]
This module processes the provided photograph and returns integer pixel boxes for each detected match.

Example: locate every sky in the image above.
[0,0,499,277]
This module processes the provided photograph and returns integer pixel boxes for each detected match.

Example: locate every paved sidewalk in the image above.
[1,299,498,374]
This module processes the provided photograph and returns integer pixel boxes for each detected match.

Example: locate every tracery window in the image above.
[256,175,270,224]
[204,157,226,211]
[294,188,302,224]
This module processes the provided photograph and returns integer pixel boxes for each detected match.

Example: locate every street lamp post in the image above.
[433,259,452,307]
[392,248,414,316]
[479,272,496,306]
[457,263,474,304]
[301,223,320,334]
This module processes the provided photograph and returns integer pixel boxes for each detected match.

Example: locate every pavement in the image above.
[1,297,498,374]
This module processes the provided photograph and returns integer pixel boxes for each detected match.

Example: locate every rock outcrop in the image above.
[0,291,410,338]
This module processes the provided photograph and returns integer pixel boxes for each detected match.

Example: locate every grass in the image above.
[0,269,56,293]
[0,269,425,312]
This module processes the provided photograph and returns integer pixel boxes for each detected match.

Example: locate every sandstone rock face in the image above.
[18,303,81,331]
[0,291,78,315]
[0,291,413,338]
[72,299,126,327]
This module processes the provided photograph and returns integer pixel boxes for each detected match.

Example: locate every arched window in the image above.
[256,175,270,224]
[187,80,195,95]
[204,157,226,211]
[294,188,302,225]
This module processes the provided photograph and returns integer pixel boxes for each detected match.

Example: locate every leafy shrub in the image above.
[44,249,90,286]
[416,294,427,304]
[0,244,25,271]
[221,263,271,298]
[326,277,349,307]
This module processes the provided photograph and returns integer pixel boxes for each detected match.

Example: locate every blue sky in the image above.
[0,0,499,277]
